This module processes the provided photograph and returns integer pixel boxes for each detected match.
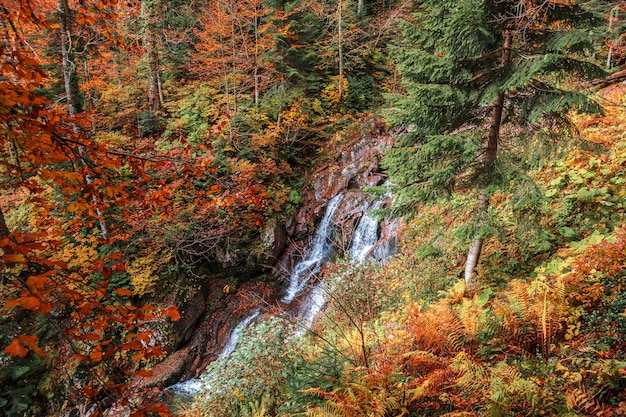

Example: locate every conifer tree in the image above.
[383,0,605,286]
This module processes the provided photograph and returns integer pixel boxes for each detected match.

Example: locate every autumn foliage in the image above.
[3,0,626,416]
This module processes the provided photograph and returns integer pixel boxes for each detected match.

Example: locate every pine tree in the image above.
[382,0,605,286]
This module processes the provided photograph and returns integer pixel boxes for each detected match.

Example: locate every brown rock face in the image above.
[172,286,208,345]
[292,134,394,239]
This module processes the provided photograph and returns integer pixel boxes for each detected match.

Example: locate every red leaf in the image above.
[144,402,171,413]
[78,301,93,315]
[83,383,99,399]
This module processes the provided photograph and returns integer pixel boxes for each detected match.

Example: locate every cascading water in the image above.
[293,198,388,336]
[281,194,343,304]
[165,308,260,397]
[349,201,382,263]
[218,308,260,359]
[166,191,396,399]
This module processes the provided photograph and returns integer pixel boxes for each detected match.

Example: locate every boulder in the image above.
[132,347,192,389]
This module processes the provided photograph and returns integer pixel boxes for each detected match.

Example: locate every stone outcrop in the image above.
[293,134,394,238]
[172,285,209,345]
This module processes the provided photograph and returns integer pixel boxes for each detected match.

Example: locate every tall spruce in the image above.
[383,0,605,286]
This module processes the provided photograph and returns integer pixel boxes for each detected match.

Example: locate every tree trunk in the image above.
[607,8,618,69]
[464,30,512,287]
[8,137,24,181]
[0,206,9,242]
[337,0,343,102]
[357,0,364,15]
[142,0,162,112]
[58,0,77,116]
[254,10,260,106]
[58,0,108,238]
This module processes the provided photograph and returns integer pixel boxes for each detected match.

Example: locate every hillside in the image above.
[1,1,626,416]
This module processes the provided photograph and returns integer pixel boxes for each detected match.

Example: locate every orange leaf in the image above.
[80,333,101,342]
[26,274,49,290]
[90,347,103,363]
[114,288,133,297]
[2,253,26,263]
[4,338,28,358]
[18,335,45,357]
[125,369,153,377]
[23,297,41,311]
[163,306,181,322]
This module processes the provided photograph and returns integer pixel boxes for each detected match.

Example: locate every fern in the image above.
[565,388,599,415]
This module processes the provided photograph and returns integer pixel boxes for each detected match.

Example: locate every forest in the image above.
[1,0,626,416]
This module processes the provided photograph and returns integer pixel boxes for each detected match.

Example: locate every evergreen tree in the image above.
[382,0,605,285]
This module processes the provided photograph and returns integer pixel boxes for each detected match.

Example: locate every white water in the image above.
[165,308,260,397]
[349,201,382,263]
[293,199,386,336]
[281,194,343,304]
[166,192,396,399]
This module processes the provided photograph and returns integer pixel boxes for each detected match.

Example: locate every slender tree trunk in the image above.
[607,8,618,69]
[464,31,512,287]
[0,206,9,242]
[357,0,364,15]
[254,10,260,106]
[142,0,162,112]
[58,0,108,238]
[59,0,77,116]
[8,137,24,181]
[337,0,343,101]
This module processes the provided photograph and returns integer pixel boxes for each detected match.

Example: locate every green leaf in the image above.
[558,227,577,238]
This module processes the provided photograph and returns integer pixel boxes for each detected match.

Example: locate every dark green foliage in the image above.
[383,0,605,235]
[138,110,162,136]
[282,345,346,414]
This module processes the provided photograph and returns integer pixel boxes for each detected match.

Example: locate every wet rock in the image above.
[258,220,288,264]
[373,218,401,263]
[132,347,192,389]
[172,286,208,345]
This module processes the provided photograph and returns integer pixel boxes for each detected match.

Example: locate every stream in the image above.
[165,191,396,398]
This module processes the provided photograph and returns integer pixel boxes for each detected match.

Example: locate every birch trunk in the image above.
[141,0,162,112]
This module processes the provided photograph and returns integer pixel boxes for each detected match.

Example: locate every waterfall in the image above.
[349,201,382,263]
[166,191,397,399]
[219,309,260,359]
[165,308,260,397]
[281,194,343,304]
[293,198,386,336]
